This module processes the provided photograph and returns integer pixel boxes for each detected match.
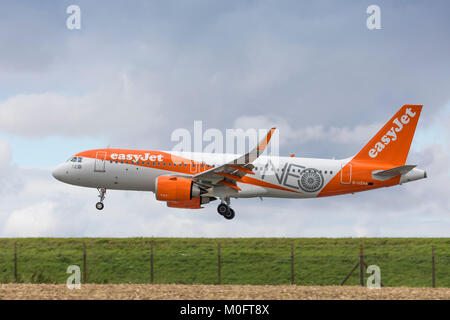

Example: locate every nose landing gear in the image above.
[96,188,106,210]
[217,199,235,220]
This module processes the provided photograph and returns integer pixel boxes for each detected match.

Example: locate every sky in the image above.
[0,0,449,237]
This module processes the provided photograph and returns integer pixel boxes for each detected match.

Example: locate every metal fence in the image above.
[0,241,449,287]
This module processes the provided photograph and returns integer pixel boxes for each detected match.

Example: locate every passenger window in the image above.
[78,157,82,163]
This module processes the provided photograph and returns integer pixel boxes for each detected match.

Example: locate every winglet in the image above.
[257,127,276,153]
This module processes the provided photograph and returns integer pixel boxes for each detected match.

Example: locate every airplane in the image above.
[52,104,426,220]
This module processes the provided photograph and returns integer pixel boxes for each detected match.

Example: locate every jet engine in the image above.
[155,176,202,201]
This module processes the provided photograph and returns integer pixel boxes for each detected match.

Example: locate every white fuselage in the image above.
[53,151,348,199]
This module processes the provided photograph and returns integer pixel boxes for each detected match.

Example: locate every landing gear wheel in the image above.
[96,202,104,210]
[217,203,229,216]
[223,208,235,220]
[96,188,106,211]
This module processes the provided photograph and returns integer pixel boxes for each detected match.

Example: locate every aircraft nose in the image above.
[52,164,65,181]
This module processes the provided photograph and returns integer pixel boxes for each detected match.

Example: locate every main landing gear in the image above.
[96,187,106,210]
[217,199,235,220]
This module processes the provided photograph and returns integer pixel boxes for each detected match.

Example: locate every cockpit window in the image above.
[68,156,83,163]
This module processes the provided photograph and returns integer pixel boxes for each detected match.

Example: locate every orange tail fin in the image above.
[353,105,422,165]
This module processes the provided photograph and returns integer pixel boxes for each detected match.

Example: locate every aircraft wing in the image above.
[192,127,276,191]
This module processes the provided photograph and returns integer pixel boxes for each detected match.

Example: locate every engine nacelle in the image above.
[167,196,215,209]
[155,176,201,201]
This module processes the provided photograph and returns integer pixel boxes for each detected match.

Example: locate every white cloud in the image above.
[3,201,58,237]
[0,78,164,142]
[0,137,12,166]
[234,114,381,148]
[0,138,22,195]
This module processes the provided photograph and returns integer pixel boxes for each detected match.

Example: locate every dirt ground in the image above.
[0,284,449,300]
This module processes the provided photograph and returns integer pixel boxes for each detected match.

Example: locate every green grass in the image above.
[0,238,449,287]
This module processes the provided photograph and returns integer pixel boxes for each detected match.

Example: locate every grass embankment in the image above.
[0,238,448,287]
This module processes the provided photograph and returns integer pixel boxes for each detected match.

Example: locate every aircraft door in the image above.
[340,163,352,184]
[94,151,107,172]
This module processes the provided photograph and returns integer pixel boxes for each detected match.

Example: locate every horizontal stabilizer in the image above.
[372,165,416,181]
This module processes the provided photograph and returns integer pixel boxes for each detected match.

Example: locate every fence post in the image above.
[83,242,87,284]
[14,242,18,283]
[218,243,221,285]
[432,245,435,288]
[150,242,154,284]
[359,243,364,286]
[291,244,295,285]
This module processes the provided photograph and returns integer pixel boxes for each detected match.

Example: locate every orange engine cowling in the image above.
[167,196,214,209]
[167,197,203,209]
[155,176,201,201]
